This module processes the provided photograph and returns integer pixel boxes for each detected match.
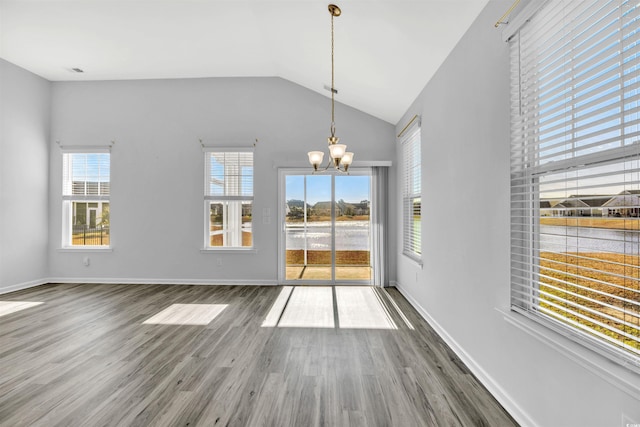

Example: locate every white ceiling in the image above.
[0,0,489,124]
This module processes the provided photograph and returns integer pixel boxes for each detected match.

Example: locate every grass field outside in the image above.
[210,231,252,247]
[536,217,640,353]
[287,215,370,223]
[286,250,370,266]
[539,251,640,353]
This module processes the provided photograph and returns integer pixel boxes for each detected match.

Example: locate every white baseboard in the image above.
[46,277,279,286]
[0,278,49,295]
[394,282,537,427]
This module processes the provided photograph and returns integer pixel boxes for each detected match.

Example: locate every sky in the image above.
[70,153,110,182]
[286,175,370,205]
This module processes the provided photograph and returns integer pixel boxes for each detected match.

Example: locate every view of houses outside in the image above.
[64,152,111,247]
[540,191,640,218]
[538,169,640,355]
[71,201,110,246]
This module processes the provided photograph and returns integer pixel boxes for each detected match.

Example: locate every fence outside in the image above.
[72,225,110,246]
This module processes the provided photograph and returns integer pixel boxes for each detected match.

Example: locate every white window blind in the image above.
[62,151,110,247]
[401,122,421,260]
[204,150,254,248]
[511,0,640,368]
[63,152,110,198]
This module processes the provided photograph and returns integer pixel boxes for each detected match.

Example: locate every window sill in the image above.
[402,252,423,268]
[498,308,640,400]
[58,247,113,253]
[200,248,258,254]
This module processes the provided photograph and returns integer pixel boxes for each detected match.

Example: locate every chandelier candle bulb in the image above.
[329,143,346,159]
[308,151,325,170]
[341,152,353,172]
[341,152,353,165]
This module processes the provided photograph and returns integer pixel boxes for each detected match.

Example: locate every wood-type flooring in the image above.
[0,283,517,426]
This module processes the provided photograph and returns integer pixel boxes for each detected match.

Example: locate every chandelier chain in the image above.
[331,9,335,135]
[307,4,352,174]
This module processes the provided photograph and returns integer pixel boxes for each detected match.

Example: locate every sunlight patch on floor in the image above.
[262,286,405,330]
[278,287,335,328]
[0,301,44,318]
[336,287,396,329]
[381,288,415,330]
[143,304,227,325]
[262,286,293,327]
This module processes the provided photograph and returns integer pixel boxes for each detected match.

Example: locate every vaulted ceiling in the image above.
[0,0,490,124]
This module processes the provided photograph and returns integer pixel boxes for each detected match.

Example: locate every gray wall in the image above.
[0,59,51,293]
[394,2,640,426]
[49,77,396,283]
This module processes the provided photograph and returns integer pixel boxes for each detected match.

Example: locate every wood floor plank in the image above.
[0,283,518,426]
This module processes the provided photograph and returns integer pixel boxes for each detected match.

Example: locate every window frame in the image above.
[400,120,422,262]
[61,148,111,249]
[509,0,640,372]
[203,147,254,250]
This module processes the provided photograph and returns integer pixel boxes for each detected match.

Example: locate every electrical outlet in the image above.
[83,256,90,267]
[216,258,222,267]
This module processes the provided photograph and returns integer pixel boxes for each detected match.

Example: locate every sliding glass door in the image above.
[280,169,371,284]
[284,173,333,281]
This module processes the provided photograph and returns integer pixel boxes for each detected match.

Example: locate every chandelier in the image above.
[307,4,354,173]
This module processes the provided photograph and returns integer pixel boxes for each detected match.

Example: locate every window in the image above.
[204,150,253,248]
[401,120,421,260]
[62,151,110,247]
[510,0,640,368]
